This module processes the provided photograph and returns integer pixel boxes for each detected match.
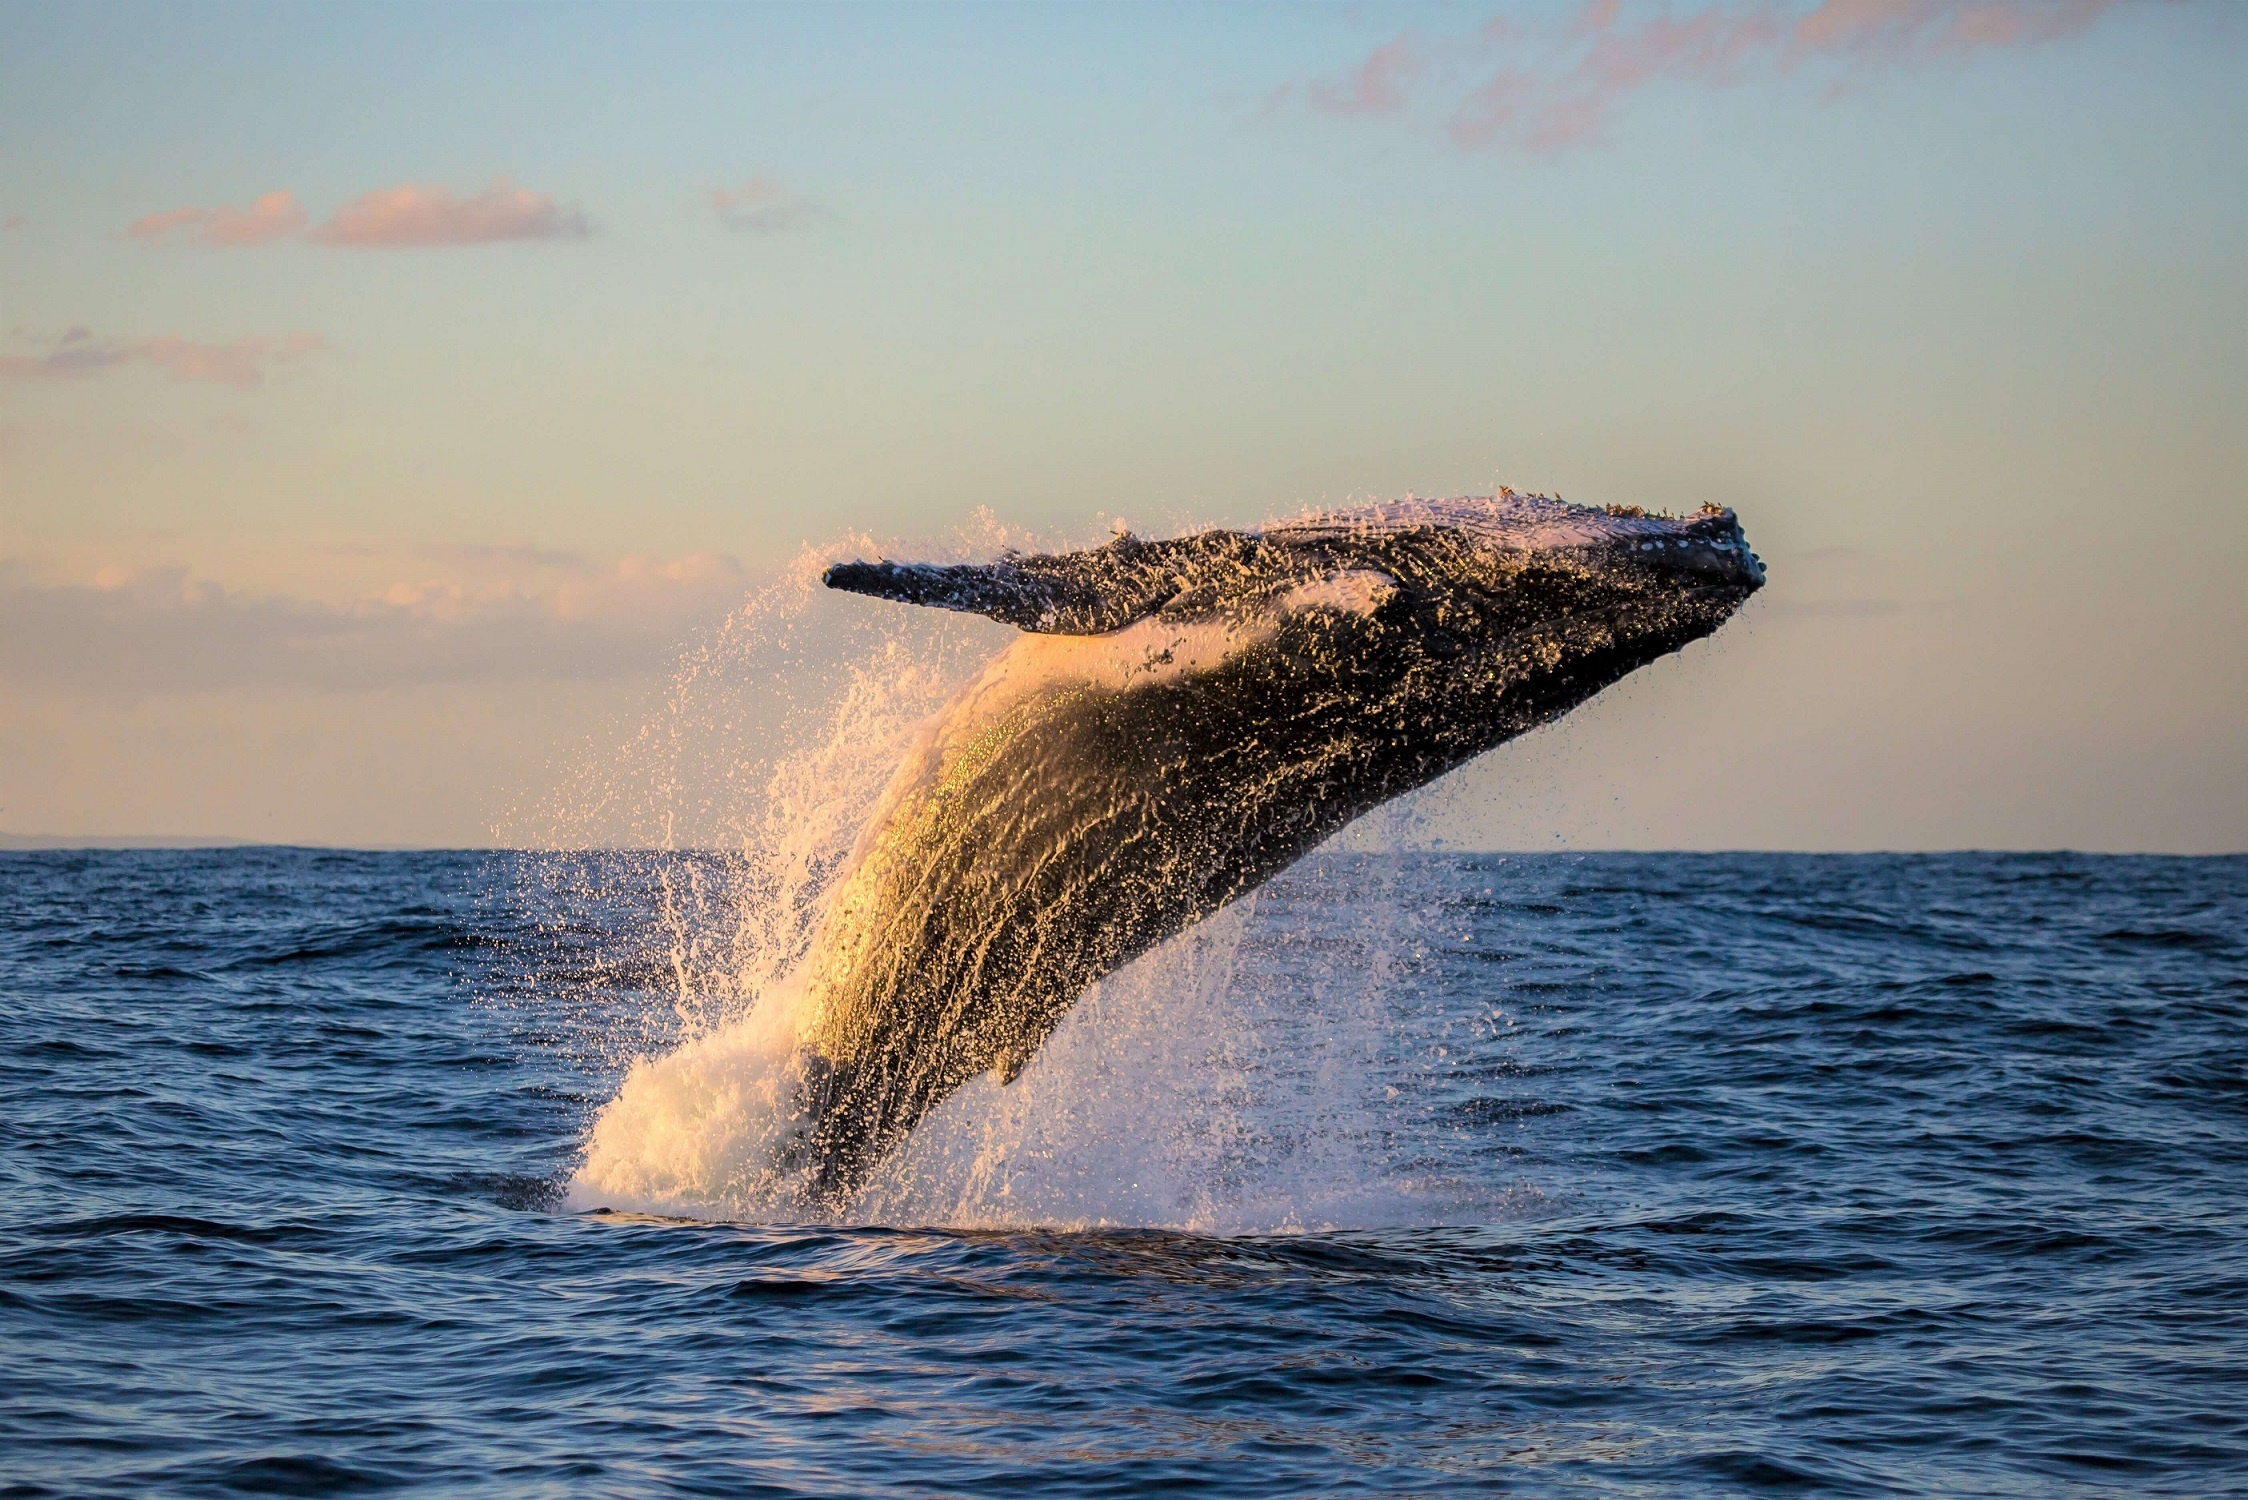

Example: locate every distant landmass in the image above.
[0,833,263,850]
[0,834,454,851]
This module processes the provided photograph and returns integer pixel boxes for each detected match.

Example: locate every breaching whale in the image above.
[792,490,1764,1205]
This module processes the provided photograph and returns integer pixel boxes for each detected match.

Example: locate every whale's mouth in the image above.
[1616,508,1765,593]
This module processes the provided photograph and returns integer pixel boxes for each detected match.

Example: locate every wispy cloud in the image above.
[1,553,752,695]
[127,190,307,246]
[0,328,325,388]
[0,327,135,380]
[1290,0,2140,153]
[2,215,26,232]
[309,177,589,248]
[420,542,595,574]
[1789,0,2123,56]
[1304,34,1421,117]
[125,179,589,249]
[707,177,833,234]
[138,333,326,388]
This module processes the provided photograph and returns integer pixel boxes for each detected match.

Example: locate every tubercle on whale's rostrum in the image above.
[799,493,1764,1207]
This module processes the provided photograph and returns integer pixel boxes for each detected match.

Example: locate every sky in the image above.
[1,0,2242,850]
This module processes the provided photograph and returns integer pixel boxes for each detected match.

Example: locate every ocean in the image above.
[3,847,2243,1496]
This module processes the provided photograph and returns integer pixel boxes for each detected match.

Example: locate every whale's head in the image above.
[1261,489,1763,653]
[1270,490,1763,594]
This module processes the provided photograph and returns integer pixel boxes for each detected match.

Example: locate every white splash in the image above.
[564,883,1500,1232]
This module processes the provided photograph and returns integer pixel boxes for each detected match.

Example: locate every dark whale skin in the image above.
[796,493,1765,1204]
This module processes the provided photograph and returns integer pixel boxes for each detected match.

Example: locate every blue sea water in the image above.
[2,847,2244,1496]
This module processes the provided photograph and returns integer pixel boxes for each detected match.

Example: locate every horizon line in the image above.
[3,835,2241,859]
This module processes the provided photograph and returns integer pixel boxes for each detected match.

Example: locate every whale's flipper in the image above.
[823,530,1258,635]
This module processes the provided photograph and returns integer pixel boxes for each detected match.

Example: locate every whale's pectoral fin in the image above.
[823,530,1257,635]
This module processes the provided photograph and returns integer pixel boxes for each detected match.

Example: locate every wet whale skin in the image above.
[800,492,1767,1201]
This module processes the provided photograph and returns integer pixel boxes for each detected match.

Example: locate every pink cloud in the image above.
[1790,0,2123,57]
[2,215,26,232]
[1294,0,2141,154]
[552,553,750,621]
[127,190,307,246]
[0,329,325,388]
[1306,34,1420,117]
[128,206,206,240]
[309,177,588,248]
[708,177,833,234]
[137,332,326,388]
[422,543,595,574]
[1463,1,1784,148]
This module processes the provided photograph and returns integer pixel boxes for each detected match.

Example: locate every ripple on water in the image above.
[0,848,2243,1495]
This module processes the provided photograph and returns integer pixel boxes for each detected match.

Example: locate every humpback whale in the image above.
[792,490,1764,1205]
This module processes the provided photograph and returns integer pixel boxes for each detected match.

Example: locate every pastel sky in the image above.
[2,0,2242,850]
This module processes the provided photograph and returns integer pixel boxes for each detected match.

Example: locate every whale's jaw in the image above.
[796,493,1764,1207]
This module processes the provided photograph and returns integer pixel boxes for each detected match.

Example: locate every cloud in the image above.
[1789,0,2122,56]
[420,542,595,574]
[707,177,833,234]
[4,328,323,390]
[0,328,324,388]
[0,553,753,695]
[122,180,586,248]
[309,177,589,248]
[2,215,26,232]
[136,332,326,388]
[0,327,136,380]
[127,190,307,246]
[1305,34,1420,117]
[1291,0,2140,153]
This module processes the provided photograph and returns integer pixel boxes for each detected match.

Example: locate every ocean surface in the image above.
[3,847,2244,1497]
